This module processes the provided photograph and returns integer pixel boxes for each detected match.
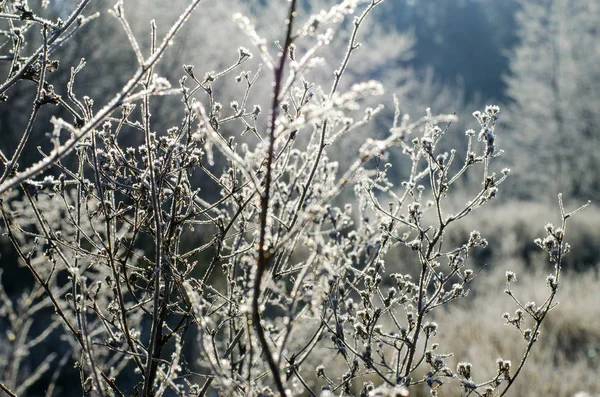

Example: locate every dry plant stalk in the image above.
[0,0,589,396]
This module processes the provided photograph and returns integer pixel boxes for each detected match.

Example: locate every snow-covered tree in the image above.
[505,0,600,199]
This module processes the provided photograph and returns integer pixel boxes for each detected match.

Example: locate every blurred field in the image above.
[428,259,600,396]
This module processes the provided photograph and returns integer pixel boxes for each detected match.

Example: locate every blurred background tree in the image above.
[504,0,600,200]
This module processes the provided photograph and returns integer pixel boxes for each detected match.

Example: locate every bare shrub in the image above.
[0,1,590,396]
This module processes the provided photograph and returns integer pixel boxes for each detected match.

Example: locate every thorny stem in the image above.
[252,0,296,397]
[141,20,167,397]
[253,0,297,395]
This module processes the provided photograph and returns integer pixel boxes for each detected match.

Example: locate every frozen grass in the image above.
[428,263,600,397]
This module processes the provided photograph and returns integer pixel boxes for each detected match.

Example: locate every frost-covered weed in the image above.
[0,1,589,396]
